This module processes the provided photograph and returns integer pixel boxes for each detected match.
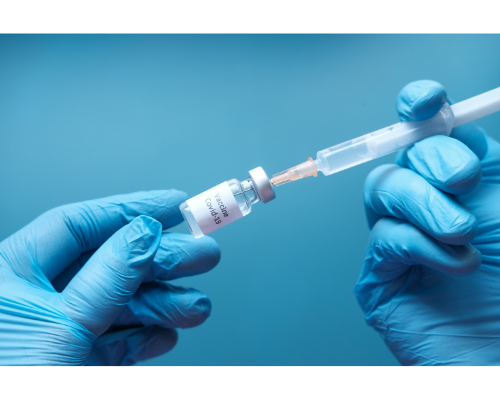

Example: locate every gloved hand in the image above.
[0,190,220,365]
[355,80,500,365]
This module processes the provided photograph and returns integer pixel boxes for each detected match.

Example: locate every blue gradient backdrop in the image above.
[1,35,500,365]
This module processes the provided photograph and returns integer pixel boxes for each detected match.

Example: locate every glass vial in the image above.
[180,167,276,238]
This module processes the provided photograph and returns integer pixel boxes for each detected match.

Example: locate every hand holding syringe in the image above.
[271,87,500,186]
[181,86,500,238]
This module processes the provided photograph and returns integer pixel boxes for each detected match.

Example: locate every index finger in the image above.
[0,190,187,282]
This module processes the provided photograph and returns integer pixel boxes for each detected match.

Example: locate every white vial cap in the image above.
[249,167,276,204]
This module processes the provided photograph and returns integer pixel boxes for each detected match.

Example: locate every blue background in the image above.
[1,35,500,366]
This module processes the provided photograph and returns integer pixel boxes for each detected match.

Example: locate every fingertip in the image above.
[127,327,179,365]
[189,291,213,326]
[197,235,222,271]
[129,189,188,230]
[406,136,482,195]
[125,282,213,330]
[364,164,399,191]
[440,208,478,246]
[184,288,212,325]
[150,233,221,281]
[163,189,189,206]
[444,245,482,277]
[397,80,447,122]
[364,164,400,229]
[149,327,178,354]
[170,286,212,328]
[450,124,489,161]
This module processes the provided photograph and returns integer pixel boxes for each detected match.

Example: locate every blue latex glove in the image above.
[0,190,220,365]
[355,80,500,365]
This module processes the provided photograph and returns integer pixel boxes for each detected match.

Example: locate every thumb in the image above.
[61,216,162,336]
[395,79,488,160]
[396,80,447,122]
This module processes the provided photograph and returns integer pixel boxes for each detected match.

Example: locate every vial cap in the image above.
[249,167,276,204]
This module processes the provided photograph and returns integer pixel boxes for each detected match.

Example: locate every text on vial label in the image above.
[186,182,243,235]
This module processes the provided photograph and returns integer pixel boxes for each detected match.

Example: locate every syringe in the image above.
[272,87,500,186]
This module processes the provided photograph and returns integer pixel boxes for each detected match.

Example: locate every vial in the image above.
[180,167,276,238]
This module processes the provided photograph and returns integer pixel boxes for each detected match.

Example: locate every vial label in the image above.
[186,181,243,235]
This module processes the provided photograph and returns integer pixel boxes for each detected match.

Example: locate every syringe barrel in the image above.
[451,87,500,127]
[316,102,455,176]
